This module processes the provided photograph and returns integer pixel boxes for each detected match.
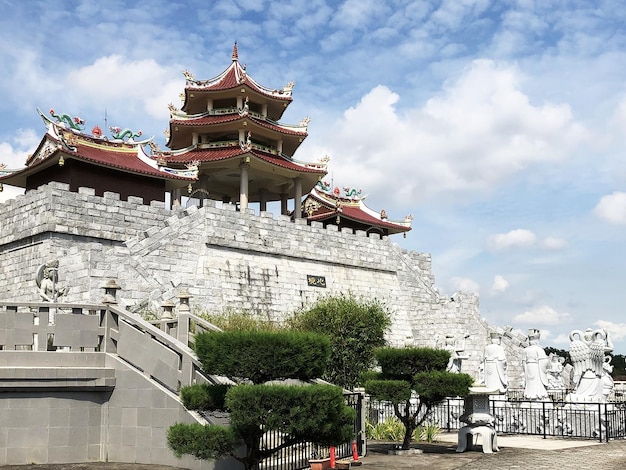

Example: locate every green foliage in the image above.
[170,328,355,470]
[168,423,238,460]
[374,347,450,380]
[366,418,407,441]
[194,330,330,384]
[364,380,412,403]
[419,422,441,443]
[365,346,472,450]
[180,383,231,411]
[611,354,626,379]
[227,384,355,447]
[197,309,281,332]
[289,293,391,389]
[365,419,440,443]
[413,371,473,403]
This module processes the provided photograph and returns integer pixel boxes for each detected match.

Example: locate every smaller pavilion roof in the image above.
[0,109,197,189]
[303,183,412,236]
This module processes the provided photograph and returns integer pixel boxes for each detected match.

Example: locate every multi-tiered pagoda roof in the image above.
[158,43,327,212]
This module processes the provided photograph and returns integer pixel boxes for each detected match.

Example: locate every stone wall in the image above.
[0,182,523,384]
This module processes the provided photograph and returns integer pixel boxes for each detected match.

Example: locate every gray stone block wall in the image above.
[0,183,520,383]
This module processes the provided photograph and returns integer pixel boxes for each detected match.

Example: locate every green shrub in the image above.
[289,293,391,389]
[364,380,411,403]
[180,383,231,411]
[197,309,280,331]
[414,370,473,402]
[226,384,355,447]
[194,330,330,384]
[168,423,238,460]
[374,347,450,380]
[366,418,408,441]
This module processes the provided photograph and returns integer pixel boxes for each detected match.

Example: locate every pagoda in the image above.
[0,109,197,203]
[160,43,328,216]
[302,181,413,237]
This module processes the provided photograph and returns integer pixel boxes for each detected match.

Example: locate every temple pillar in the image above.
[206,98,213,112]
[192,132,199,145]
[239,129,246,143]
[293,177,302,219]
[172,188,182,208]
[237,96,243,109]
[239,162,249,210]
[259,188,267,212]
[280,193,288,215]
[277,140,283,154]
[262,103,268,117]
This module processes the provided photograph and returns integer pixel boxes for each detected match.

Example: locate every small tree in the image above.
[289,293,392,389]
[168,330,355,470]
[365,347,473,450]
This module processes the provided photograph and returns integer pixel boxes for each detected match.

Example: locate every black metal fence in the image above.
[255,392,363,470]
[367,396,626,443]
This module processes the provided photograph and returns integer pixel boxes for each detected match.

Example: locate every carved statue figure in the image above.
[546,353,566,390]
[36,260,69,302]
[481,332,508,393]
[522,329,549,400]
[439,334,470,373]
[568,328,612,402]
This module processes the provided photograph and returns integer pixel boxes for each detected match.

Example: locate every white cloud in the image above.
[514,305,571,326]
[593,192,626,225]
[487,229,536,251]
[595,320,626,342]
[540,236,568,250]
[307,59,587,207]
[491,275,510,293]
[450,276,480,293]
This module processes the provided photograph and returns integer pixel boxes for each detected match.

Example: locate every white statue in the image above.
[568,328,613,402]
[481,332,508,393]
[546,353,566,390]
[36,260,69,302]
[522,329,549,400]
[440,334,470,373]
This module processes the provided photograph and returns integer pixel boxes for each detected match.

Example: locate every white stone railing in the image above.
[0,301,220,393]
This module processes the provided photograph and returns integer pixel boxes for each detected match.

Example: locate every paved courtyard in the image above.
[1,435,626,469]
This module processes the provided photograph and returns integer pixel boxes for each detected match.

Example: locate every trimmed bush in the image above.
[289,293,391,389]
[168,423,238,460]
[180,383,231,411]
[194,330,330,384]
[364,380,411,403]
[374,347,450,379]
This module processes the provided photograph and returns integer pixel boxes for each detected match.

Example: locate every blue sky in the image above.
[1,0,626,353]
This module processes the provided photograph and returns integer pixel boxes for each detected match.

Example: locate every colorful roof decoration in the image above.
[302,181,413,236]
[0,109,197,190]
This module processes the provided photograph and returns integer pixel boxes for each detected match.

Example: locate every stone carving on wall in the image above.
[36,260,69,302]
[480,332,508,393]
[567,328,614,402]
[521,329,549,400]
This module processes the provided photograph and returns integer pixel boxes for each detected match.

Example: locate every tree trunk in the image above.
[402,422,414,450]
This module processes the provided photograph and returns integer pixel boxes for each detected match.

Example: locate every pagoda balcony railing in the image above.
[197,140,296,160]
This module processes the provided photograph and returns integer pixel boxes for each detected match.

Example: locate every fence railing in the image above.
[368,396,626,443]
[0,301,223,394]
[255,392,364,470]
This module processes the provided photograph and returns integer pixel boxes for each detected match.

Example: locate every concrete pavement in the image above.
[1,435,625,469]
[360,433,626,469]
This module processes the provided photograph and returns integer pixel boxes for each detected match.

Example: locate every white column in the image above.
[239,163,249,210]
[262,103,268,117]
[206,99,213,112]
[277,140,283,154]
[293,177,302,219]
[192,132,199,145]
